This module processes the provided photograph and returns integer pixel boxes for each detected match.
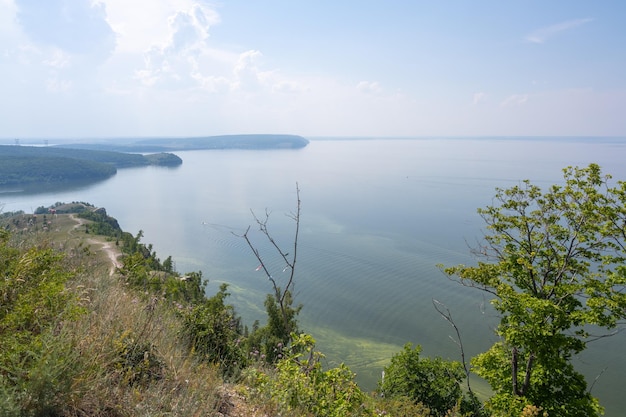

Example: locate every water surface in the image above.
[3,137,625,414]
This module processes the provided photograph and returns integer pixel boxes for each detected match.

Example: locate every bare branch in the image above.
[237,183,302,340]
[432,299,475,397]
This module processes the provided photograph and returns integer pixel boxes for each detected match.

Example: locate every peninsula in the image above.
[0,145,181,190]
[55,134,310,153]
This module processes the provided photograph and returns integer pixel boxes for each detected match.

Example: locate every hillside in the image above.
[0,204,478,417]
[0,145,182,189]
[0,206,254,416]
[55,134,310,152]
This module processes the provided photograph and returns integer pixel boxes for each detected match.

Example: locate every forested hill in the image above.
[55,134,310,152]
[0,145,181,189]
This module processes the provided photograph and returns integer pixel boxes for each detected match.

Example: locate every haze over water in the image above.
[3,137,626,415]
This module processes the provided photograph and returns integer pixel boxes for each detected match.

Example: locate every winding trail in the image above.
[70,214,122,276]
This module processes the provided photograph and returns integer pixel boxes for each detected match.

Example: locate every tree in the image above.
[379,343,468,417]
[180,283,246,376]
[443,164,626,416]
[240,184,303,362]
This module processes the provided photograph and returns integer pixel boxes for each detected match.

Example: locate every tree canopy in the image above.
[443,163,626,416]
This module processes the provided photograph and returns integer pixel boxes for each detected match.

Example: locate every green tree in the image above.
[180,283,246,376]
[379,343,470,416]
[443,164,626,416]
[247,333,370,417]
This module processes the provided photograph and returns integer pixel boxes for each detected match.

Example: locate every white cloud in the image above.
[232,50,264,90]
[46,77,72,93]
[525,18,593,44]
[43,48,71,69]
[15,0,116,60]
[473,91,486,105]
[96,0,219,54]
[1,2,622,138]
[357,81,383,95]
[132,3,231,90]
[501,94,528,107]
[0,0,19,40]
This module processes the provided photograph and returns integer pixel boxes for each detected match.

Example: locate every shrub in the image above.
[0,229,85,416]
[180,283,246,377]
[380,343,468,417]
[247,333,371,417]
[111,330,164,386]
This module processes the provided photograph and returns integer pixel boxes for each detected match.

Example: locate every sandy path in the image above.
[70,214,122,276]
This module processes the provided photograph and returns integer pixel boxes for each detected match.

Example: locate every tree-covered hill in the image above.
[55,134,310,152]
[0,145,181,188]
[0,155,116,187]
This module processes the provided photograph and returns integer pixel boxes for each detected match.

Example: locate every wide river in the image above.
[3,137,626,415]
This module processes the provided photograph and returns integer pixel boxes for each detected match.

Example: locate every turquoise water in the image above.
[3,137,626,414]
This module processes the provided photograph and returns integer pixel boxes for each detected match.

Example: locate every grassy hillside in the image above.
[0,204,477,417]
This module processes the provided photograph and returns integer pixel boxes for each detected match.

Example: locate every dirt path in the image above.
[70,214,122,276]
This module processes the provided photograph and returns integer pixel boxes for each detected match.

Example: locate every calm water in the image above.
[3,138,626,414]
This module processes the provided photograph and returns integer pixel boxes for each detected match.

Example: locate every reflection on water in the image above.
[2,138,626,415]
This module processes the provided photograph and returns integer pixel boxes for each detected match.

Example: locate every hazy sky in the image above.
[1,1,625,138]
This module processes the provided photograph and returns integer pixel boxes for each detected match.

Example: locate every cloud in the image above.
[15,0,116,59]
[473,91,486,105]
[357,81,383,95]
[42,48,71,69]
[134,3,226,89]
[525,18,593,44]
[232,50,264,90]
[165,4,212,54]
[500,94,528,107]
[45,77,72,93]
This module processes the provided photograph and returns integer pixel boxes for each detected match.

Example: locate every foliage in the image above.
[0,155,117,187]
[0,238,82,361]
[112,330,164,386]
[443,164,626,416]
[108,225,207,305]
[379,343,478,417]
[0,145,182,188]
[0,211,232,416]
[0,228,85,416]
[373,396,432,417]
[143,152,183,166]
[180,283,247,376]
[246,291,302,363]
[78,207,122,236]
[128,134,309,151]
[247,333,371,417]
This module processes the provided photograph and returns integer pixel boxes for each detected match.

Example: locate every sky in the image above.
[1,0,625,138]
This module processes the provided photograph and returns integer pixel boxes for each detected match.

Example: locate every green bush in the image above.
[0,229,85,416]
[247,333,371,417]
[112,330,164,386]
[179,283,246,377]
[379,343,470,417]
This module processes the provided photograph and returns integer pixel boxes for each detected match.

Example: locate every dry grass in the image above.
[4,213,227,416]
[70,223,225,415]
